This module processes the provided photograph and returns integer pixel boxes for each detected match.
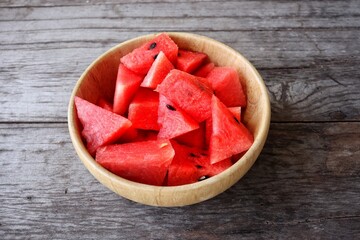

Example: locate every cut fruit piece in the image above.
[116,126,139,143]
[205,117,212,147]
[194,62,215,78]
[209,95,253,164]
[228,106,241,123]
[206,67,247,107]
[74,96,132,156]
[157,95,199,139]
[166,141,199,186]
[134,130,159,142]
[121,33,178,75]
[97,98,113,112]
[167,141,232,186]
[141,51,174,89]
[176,49,208,73]
[96,139,175,186]
[156,69,213,122]
[113,63,143,115]
[128,88,160,130]
[175,121,206,149]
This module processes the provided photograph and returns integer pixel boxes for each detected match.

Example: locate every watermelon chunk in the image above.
[74,96,132,156]
[121,33,178,75]
[157,95,199,139]
[134,130,159,142]
[175,121,206,149]
[141,51,174,89]
[167,141,232,186]
[156,69,213,122]
[166,141,199,186]
[228,106,242,123]
[206,67,247,107]
[128,88,160,130]
[194,62,215,78]
[209,95,253,164]
[176,49,208,73]
[97,97,113,112]
[113,63,143,115]
[116,126,139,143]
[96,139,175,186]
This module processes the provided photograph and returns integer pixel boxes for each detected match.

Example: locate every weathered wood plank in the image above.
[0,123,359,239]
[0,29,359,122]
[1,1,360,21]
[0,1,359,239]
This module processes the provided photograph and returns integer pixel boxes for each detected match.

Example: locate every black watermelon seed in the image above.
[234,116,240,124]
[195,165,203,169]
[149,42,157,50]
[166,104,176,111]
[189,152,200,158]
[153,54,159,60]
[198,175,209,181]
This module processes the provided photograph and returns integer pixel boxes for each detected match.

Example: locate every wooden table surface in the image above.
[1,0,359,239]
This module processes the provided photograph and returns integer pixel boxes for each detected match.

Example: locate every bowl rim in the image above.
[67,32,271,206]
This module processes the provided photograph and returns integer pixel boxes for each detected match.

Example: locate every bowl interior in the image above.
[68,32,270,207]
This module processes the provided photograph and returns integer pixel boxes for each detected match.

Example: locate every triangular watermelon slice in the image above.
[206,67,247,107]
[157,95,199,139]
[96,139,175,186]
[175,121,206,149]
[74,96,132,156]
[176,49,208,73]
[156,69,213,122]
[194,62,215,78]
[141,51,174,89]
[121,33,178,75]
[167,141,232,186]
[209,95,253,164]
[116,126,139,143]
[128,87,160,130]
[113,63,143,115]
[166,141,199,186]
[228,106,242,123]
[97,97,113,112]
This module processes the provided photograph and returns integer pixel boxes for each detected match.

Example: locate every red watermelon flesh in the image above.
[209,95,253,164]
[113,63,143,115]
[156,69,213,122]
[96,139,174,186]
[176,49,208,73]
[97,97,113,112]
[205,107,241,148]
[205,117,212,147]
[157,94,199,139]
[116,126,139,143]
[74,96,132,156]
[206,67,247,107]
[121,33,178,75]
[141,51,174,89]
[175,121,206,149]
[167,141,232,186]
[228,106,242,123]
[128,88,160,130]
[134,130,159,142]
[194,62,215,78]
[166,141,199,186]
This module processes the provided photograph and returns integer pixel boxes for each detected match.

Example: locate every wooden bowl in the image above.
[68,32,271,207]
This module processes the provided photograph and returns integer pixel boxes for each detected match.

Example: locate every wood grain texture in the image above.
[0,123,359,239]
[1,29,359,122]
[1,1,359,122]
[1,0,359,238]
